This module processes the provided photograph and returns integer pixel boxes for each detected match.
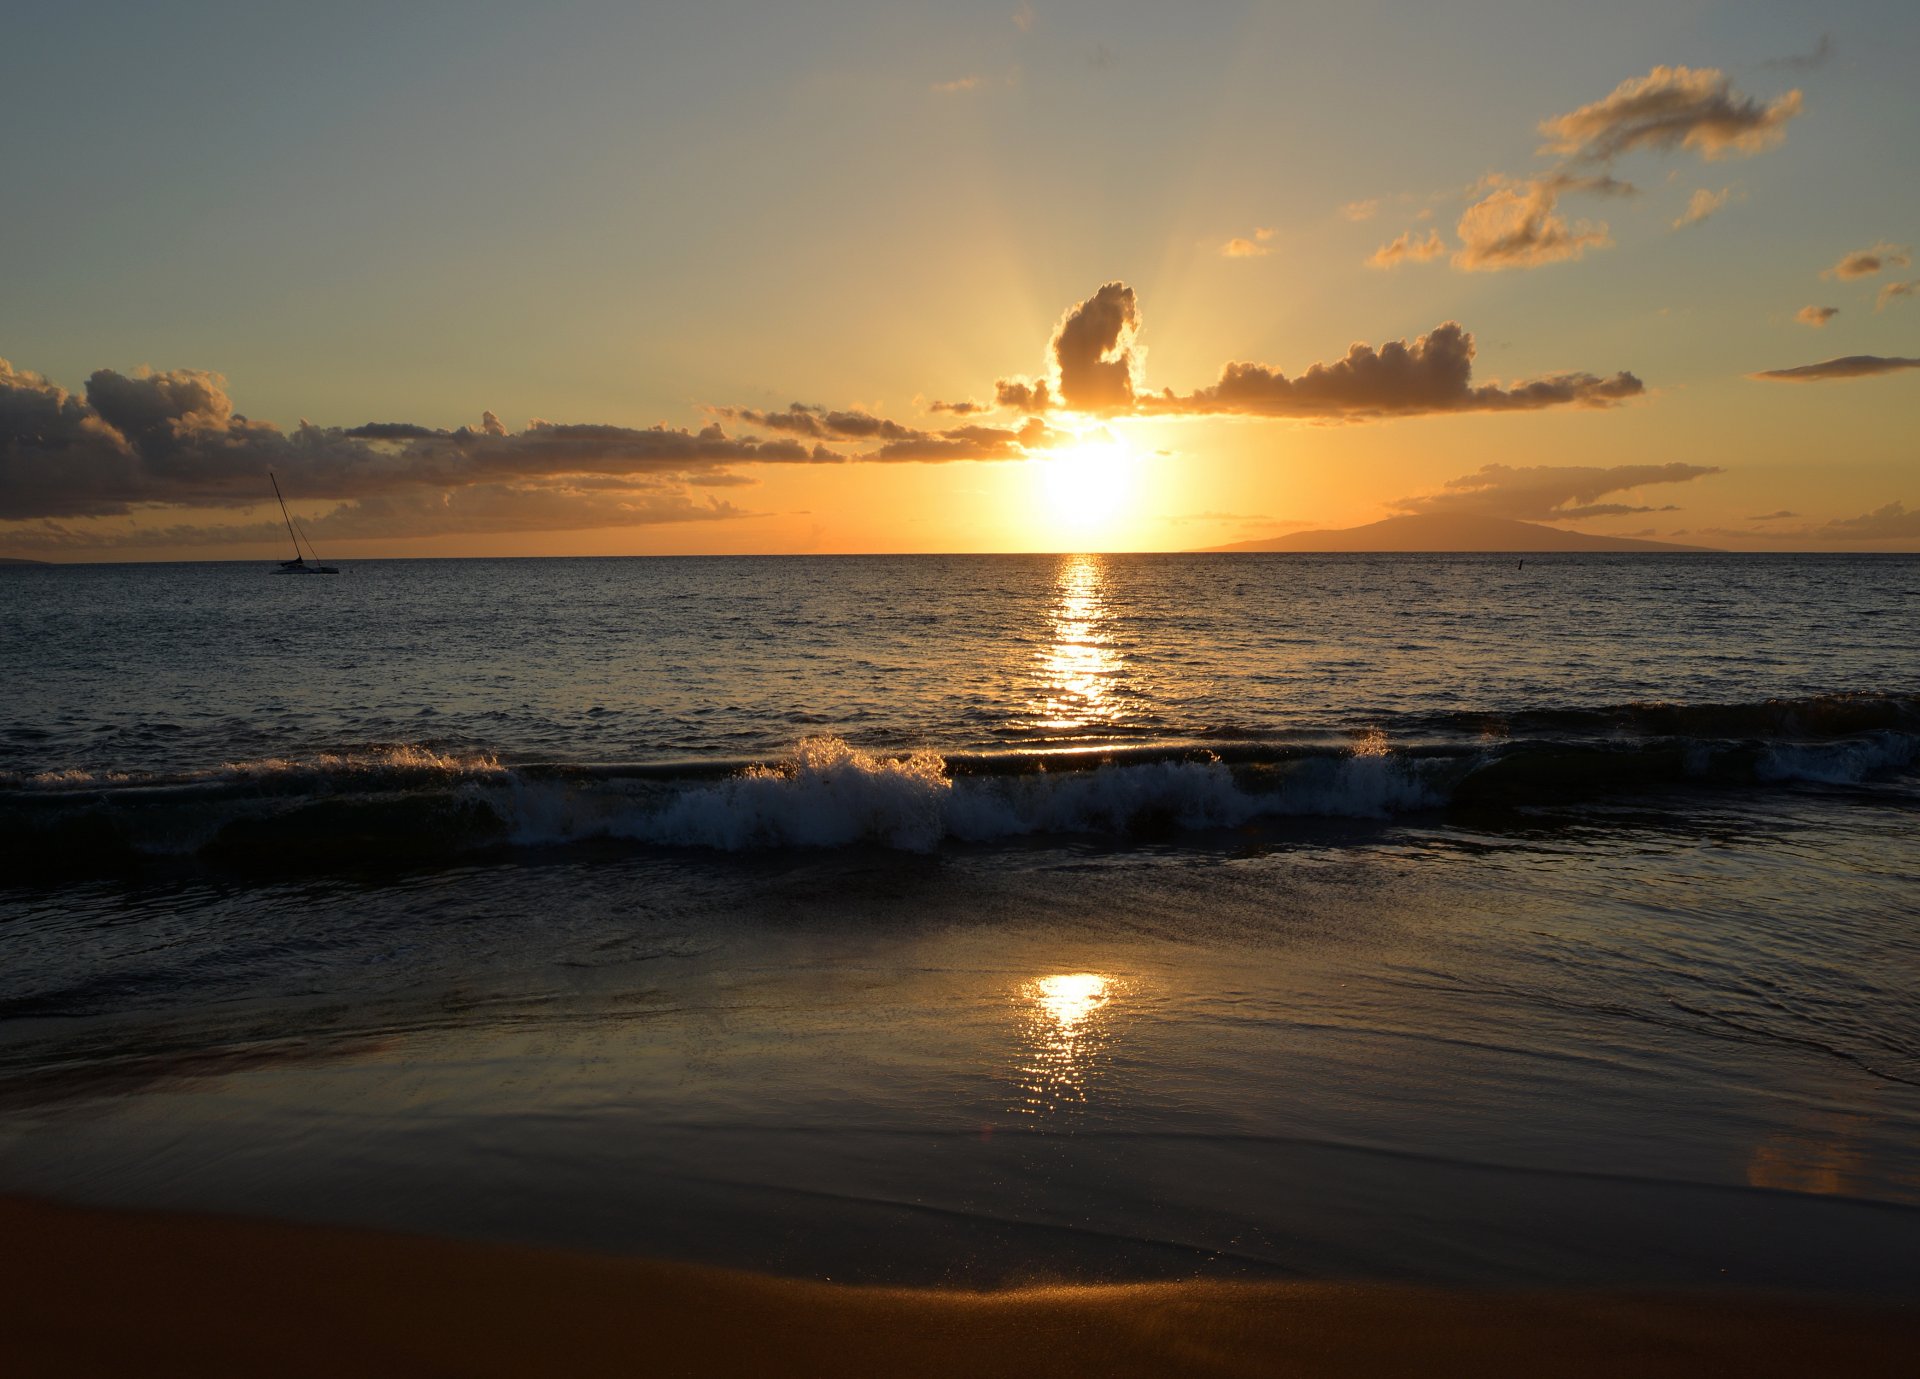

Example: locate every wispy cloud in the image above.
[1752,354,1920,382]
[1453,178,1612,272]
[1538,65,1804,163]
[1823,242,1912,280]
[1367,228,1446,269]
[1672,186,1732,229]
[1794,305,1839,328]
[1341,199,1381,222]
[1761,33,1833,73]
[931,75,985,94]
[1394,462,1717,521]
[1220,227,1275,258]
[1876,279,1918,311]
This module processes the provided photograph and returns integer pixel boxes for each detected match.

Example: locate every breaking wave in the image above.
[3,693,1916,875]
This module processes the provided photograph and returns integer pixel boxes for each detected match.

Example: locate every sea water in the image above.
[2,553,1917,1288]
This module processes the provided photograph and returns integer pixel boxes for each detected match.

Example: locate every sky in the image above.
[2,0,1916,558]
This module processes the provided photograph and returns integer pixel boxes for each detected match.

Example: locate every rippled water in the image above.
[5,552,1915,773]
[2,553,1917,1289]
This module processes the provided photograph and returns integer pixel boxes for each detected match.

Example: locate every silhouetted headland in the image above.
[1207,513,1719,553]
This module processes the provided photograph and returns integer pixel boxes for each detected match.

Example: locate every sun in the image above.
[1035,430,1141,540]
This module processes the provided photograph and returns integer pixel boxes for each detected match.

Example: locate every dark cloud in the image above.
[1539,65,1804,163]
[995,283,1140,415]
[1823,242,1911,280]
[1748,510,1798,520]
[858,418,1063,462]
[722,403,928,443]
[0,357,839,526]
[1393,462,1719,521]
[1751,355,1920,382]
[1154,323,1643,419]
[1762,34,1833,73]
[928,398,987,415]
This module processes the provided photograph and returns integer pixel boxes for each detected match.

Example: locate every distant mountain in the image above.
[1205,513,1718,553]
[0,556,51,566]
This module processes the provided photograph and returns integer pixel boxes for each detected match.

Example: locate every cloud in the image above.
[928,398,987,415]
[1367,228,1446,268]
[931,75,984,94]
[1453,178,1612,271]
[1877,279,1918,311]
[1158,322,1643,420]
[1752,355,1920,382]
[1342,199,1381,222]
[1762,34,1832,73]
[1748,510,1797,520]
[995,282,1140,414]
[1538,65,1804,163]
[0,351,1067,537]
[1013,3,1036,33]
[857,417,1062,462]
[720,403,927,443]
[1820,501,1920,540]
[1393,462,1719,522]
[1795,305,1839,327]
[1823,242,1912,280]
[1672,186,1732,229]
[1220,227,1275,258]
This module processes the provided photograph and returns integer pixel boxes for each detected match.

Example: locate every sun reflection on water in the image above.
[1029,554,1128,734]
[1011,971,1120,1117]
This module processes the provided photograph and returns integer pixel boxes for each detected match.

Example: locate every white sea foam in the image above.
[1758,733,1919,785]
[473,736,1453,853]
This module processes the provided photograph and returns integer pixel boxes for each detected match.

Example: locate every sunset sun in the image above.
[1036,430,1141,539]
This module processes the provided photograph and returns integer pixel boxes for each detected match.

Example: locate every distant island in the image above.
[0,556,52,566]
[1205,513,1719,553]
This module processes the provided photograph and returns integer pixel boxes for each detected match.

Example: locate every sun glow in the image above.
[1034,430,1141,541]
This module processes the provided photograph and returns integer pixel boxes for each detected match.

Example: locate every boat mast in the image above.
[269,470,302,562]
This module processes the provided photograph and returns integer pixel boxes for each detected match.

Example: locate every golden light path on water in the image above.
[1010,972,1122,1117]
[1029,554,1128,734]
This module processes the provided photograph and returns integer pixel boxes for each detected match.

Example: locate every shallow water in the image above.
[2,554,1917,1288]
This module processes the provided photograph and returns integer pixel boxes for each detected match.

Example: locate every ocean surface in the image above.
[3,552,1918,1289]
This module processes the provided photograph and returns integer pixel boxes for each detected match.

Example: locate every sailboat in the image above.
[270,472,339,574]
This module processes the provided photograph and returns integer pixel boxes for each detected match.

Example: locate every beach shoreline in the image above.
[6,1194,1916,1378]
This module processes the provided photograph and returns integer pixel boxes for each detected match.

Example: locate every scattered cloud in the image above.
[1538,65,1804,163]
[1453,178,1612,271]
[1013,3,1036,34]
[1748,510,1798,521]
[931,75,984,94]
[1795,305,1840,327]
[990,284,1640,421]
[927,398,987,415]
[1672,186,1732,229]
[1761,34,1833,73]
[1367,228,1446,268]
[1157,322,1642,420]
[1823,242,1912,280]
[1752,355,1920,382]
[1877,279,1918,311]
[1342,199,1381,222]
[1220,227,1275,258]
[1393,462,1719,522]
[720,403,926,443]
[1820,500,1920,540]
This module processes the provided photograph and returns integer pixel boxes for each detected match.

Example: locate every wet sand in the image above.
[6,1195,1915,1378]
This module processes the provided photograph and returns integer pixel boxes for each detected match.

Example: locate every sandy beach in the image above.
[5,1194,1915,1378]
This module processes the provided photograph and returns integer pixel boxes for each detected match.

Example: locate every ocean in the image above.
[3,552,1918,1290]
